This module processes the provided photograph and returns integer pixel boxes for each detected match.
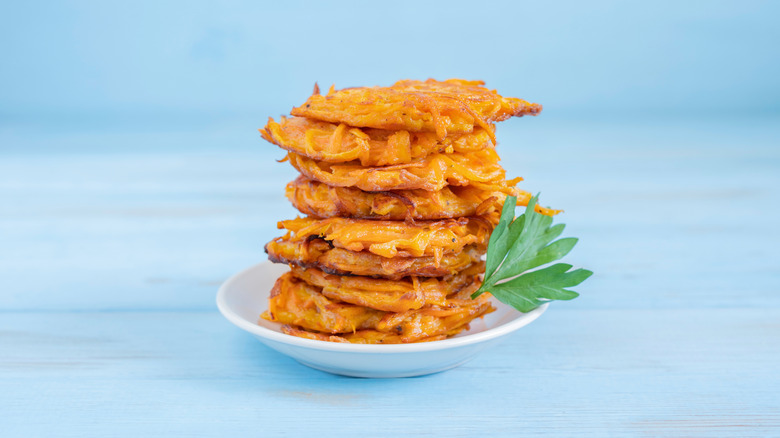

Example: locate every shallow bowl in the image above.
[217,262,548,378]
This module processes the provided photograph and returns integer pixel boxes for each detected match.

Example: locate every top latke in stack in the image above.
[260,79,553,344]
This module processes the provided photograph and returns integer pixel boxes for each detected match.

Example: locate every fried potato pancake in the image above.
[266,236,484,279]
[261,116,494,166]
[261,271,494,343]
[286,176,560,220]
[262,272,383,333]
[277,216,493,259]
[290,79,541,140]
[286,149,507,192]
[289,262,483,312]
[280,325,454,344]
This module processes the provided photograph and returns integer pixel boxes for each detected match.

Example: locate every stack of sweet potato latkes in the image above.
[259,79,555,343]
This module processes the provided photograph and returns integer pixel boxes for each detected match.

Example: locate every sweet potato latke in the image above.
[259,78,544,344]
[277,216,493,259]
[261,271,493,343]
[290,79,541,140]
[286,176,560,220]
[266,237,484,280]
[261,116,494,166]
[289,262,484,312]
[287,149,507,192]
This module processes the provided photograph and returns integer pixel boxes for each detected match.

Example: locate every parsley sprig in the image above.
[472,194,592,313]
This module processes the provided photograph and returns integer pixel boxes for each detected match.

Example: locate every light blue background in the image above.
[2,0,778,125]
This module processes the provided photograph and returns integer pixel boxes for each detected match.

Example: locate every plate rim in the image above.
[217,261,549,354]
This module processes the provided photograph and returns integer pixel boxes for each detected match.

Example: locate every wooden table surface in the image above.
[2,115,778,436]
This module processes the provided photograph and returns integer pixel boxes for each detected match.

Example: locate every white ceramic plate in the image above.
[217,262,548,378]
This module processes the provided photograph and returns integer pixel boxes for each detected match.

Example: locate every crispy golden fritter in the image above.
[286,149,507,192]
[266,236,484,280]
[289,262,483,312]
[260,116,494,166]
[262,272,383,333]
[290,79,541,140]
[286,176,560,220]
[280,325,453,344]
[261,271,494,343]
[277,216,493,259]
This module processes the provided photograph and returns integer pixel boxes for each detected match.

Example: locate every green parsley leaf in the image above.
[472,194,592,313]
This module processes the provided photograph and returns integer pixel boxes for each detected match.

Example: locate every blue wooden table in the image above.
[2,115,778,436]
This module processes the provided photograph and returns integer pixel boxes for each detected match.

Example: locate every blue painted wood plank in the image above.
[1,308,778,436]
